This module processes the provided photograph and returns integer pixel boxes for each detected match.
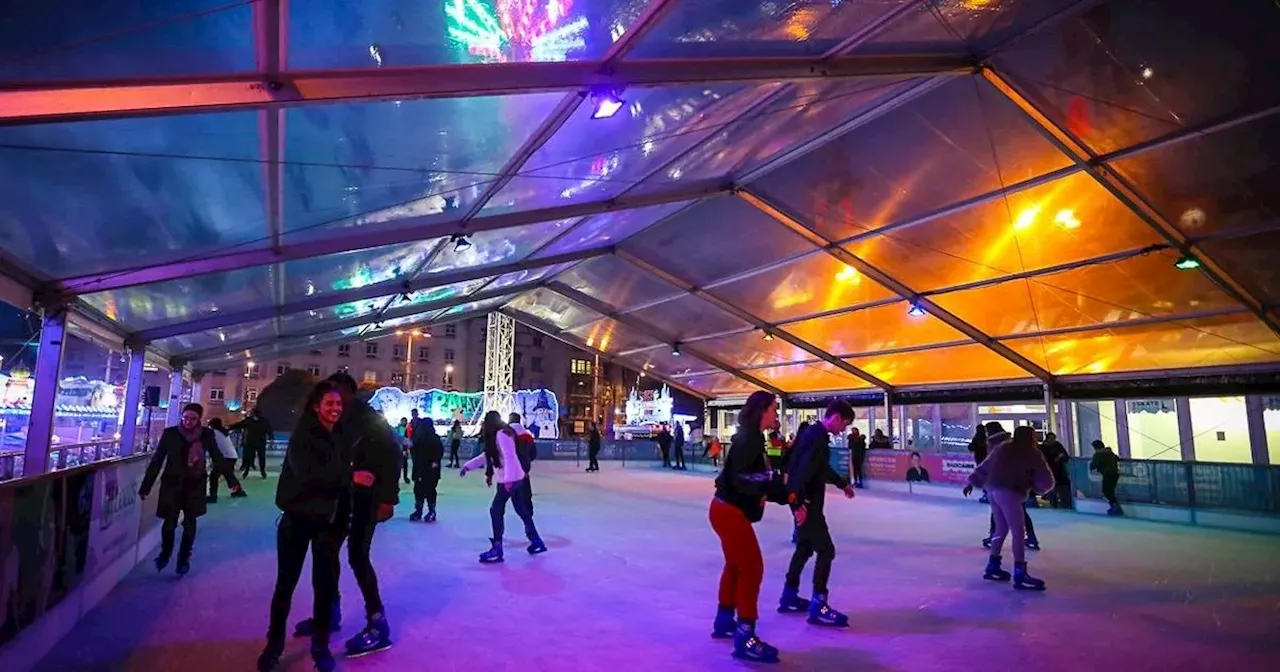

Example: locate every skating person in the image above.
[409,415,444,523]
[964,425,1055,591]
[777,401,855,627]
[507,413,538,519]
[139,403,243,577]
[673,421,687,470]
[231,408,273,479]
[709,391,783,663]
[586,419,602,472]
[1040,432,1071,508]
[207,418,247,503]
[447,420,463,468]
[1089,439,1123,515]
[461,411,545,563]
[293,372,401,659]
[657,424,673,467]
[258,381,369,672]
[968,425,989,503]
[702,435,723,468]
[397,416,412,484]
[848,427,867,488]
[868,428,892,450]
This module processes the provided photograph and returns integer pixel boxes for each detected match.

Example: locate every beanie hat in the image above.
[983,421,1009,443]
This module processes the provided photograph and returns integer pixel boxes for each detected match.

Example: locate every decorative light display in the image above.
[446,0,590,63]
[368,385,561,438]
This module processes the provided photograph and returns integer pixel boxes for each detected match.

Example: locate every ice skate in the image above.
[479,538,504,564]
[983,554,1011,582]
[345,612,393,658]
[1024,535,1040,551]
[408,510,422,522]
[425,510,437,523]
[295,602,342,638]
[731,622,780,663]
[312,642,336,672]
[154,550,170,572]
[257,640,283,672]
[711,606,736,639]
[527,536,548,555]
[1013,561,1046,591]
[776,586,809,614]
[806,594,850,627]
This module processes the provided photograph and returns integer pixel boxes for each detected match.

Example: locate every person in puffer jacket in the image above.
[964,424,1055,591]
[461,411,546,563]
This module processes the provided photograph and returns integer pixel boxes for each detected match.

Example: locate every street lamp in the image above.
[395,329,427,391]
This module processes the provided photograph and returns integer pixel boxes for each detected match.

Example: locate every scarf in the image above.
[180,425,205,468]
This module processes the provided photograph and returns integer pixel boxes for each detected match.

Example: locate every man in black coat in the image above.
[848,427,867,488]
[409,415,444,523]
[231,408,273,479]
[1039,432,1071,508]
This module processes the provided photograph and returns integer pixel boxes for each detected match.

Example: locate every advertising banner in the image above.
[86,458,146,581]
[864,450,975,486]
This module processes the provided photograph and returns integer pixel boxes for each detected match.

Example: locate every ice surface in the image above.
[35,462,1280,671]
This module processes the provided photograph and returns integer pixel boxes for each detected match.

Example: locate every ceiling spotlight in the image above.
[907,301,927,317]
[671,343,681,357]
[762,331,775,341]
[590,88,626,119]
[450,233,472,252]
[1140,65,1154,80]
[1174,254,1201,270]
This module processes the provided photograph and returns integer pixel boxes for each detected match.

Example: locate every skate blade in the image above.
[731,651,780,664]
[345,642,392,659]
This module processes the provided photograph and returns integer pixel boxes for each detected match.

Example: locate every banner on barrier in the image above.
[86,459,146,580]
[864,450,975,486]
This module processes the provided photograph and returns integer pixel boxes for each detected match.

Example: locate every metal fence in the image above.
[1066,457,1280,515]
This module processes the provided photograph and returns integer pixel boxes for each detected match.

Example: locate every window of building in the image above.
[1126,399,1181,460]
[306,365,322,377]
[391,372,405,385]
[532,356,544,373]
[363,370,378,384]
[533,335,544,348]
[309,350,323,356]
[442,371,454,388]
[571,359,591,375]
[246,364,260,379]
[246,388,259,402]
[1264,396,1280,465]
[277,363,290,377]
[444,349,455,362]
[365,342,379,358]
[444,324,457,338]
[414,373,430,386]
[417,347,430,362]
[393,344,405,360]
[209,388,225,404]
[338,344,351,357]
[1188,396,1252,464]
[1072,401,1120,457]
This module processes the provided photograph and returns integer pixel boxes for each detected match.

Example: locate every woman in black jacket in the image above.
[139,402,241,576]
[709,390,781,663]
[257,381,375,672]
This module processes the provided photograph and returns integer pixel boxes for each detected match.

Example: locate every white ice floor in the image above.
[35,461,1280,672]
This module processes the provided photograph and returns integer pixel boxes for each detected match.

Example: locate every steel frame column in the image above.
[23,307,67,477]
[611,250,892,390]
[1245,395,1269,466]
[253,0,288,342]
[546,282,785,396]
[981,68,1280,339]
[118,346,146,456]
[1176,398,1196,462]
[737,188,1053,382]
[1114,400,1131,459]
[165,368,186,427]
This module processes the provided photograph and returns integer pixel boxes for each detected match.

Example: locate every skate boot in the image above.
[731,621,780,663]
[776,586,809,614]
[311,643,336,672]
[154,550,171,572]
[345,612,393,658]
[711,605,736,639]
[1024,535,1041,551]
[176,534,194,576]
[527,536,548,555]
[231,489,248,498]
[176,555,191,577]
[425,510,437,523]
[408,510,423,522]
[983,554,1011,582]
[257,638,284,672]
[1013,561,1046,591]
[479,538,504,564]
[806,593,850,627]
[207,495,218,504]
[1107,504,1124,517]
[981,536,992,549]
[295,601,342,638]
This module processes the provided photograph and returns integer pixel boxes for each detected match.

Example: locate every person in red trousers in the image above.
[709,390,782,663]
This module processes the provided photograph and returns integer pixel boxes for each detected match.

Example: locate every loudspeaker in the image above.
[144,386,161,408]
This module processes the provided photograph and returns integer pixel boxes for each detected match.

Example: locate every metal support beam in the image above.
[981,68,1280,339]
[23,307,67,477]
[499,307,711,402]
[52,179,729,296]
[118,346,147,456]
[821,0,926,58]
[737,188,1053,382]
[254,0,288,342]
[165,369,186,427]
[546,281,785,397]
[613,249,895,391]
[0,55,975,126]
[130,247,609,346]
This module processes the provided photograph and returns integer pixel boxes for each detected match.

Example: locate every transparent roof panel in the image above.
[1198,231,1280,310]
[627,295,753,341]
[289,0,659,68]
[692,331,817,370]
[1005,314,1280,376]
[155,318,278,357]
[844,172,1166,293]
[533,202,690,258]
[566,319,664,355]
[283,240,442,300]
[755,75,1073,241]
[439,294,517,318]
[630,0,920,58]
[371,311,447,332]
[751,361,871,393]
[707,251,897,324]
[480,84,782,214]
[280,275,494,336]
[281,93,563,238]
[0,0,253,82]
[629,347,719,379]
[195,326,366,369]
[930,249,1245,338]
[848,343,1037,387]
[488,262,578,292]
[555,255,684,311]
[505,287,604,330]
[80,266,273,332]
[784,302,970,357]
[636,77,918,193]
[855,0,1080,56]
[425,219,577,275]
[622,196,817,286]
[0,112,264,278]
[676,371,758,397]
[992,0,1280,156]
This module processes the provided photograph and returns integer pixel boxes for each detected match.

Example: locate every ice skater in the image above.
[447,420,463,468]
[586,419,602,472]
[461,411,546,563]
[709,391,783,663]
[206,418,247,503]
[963,425,1055,591]
[1090,439,1123,515]
[139,403,243,577]
[231,407,272,479]
[507,412,538,520]
[409,414,444,523]
[777,401,856,627]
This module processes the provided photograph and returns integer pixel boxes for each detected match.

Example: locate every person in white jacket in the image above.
[207,418,247,503]
[460,411,545,563]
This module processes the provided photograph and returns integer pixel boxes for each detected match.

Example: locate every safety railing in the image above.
[0,437,123,483]
[1067,457,1280,515]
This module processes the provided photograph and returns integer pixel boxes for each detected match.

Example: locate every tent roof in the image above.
[2,0,1279,399]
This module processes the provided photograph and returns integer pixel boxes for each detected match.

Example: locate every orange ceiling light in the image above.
[1054,208,1081,229]
[1013,205,1041,231]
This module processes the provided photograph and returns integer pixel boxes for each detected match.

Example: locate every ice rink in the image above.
[36,461,1280,672]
